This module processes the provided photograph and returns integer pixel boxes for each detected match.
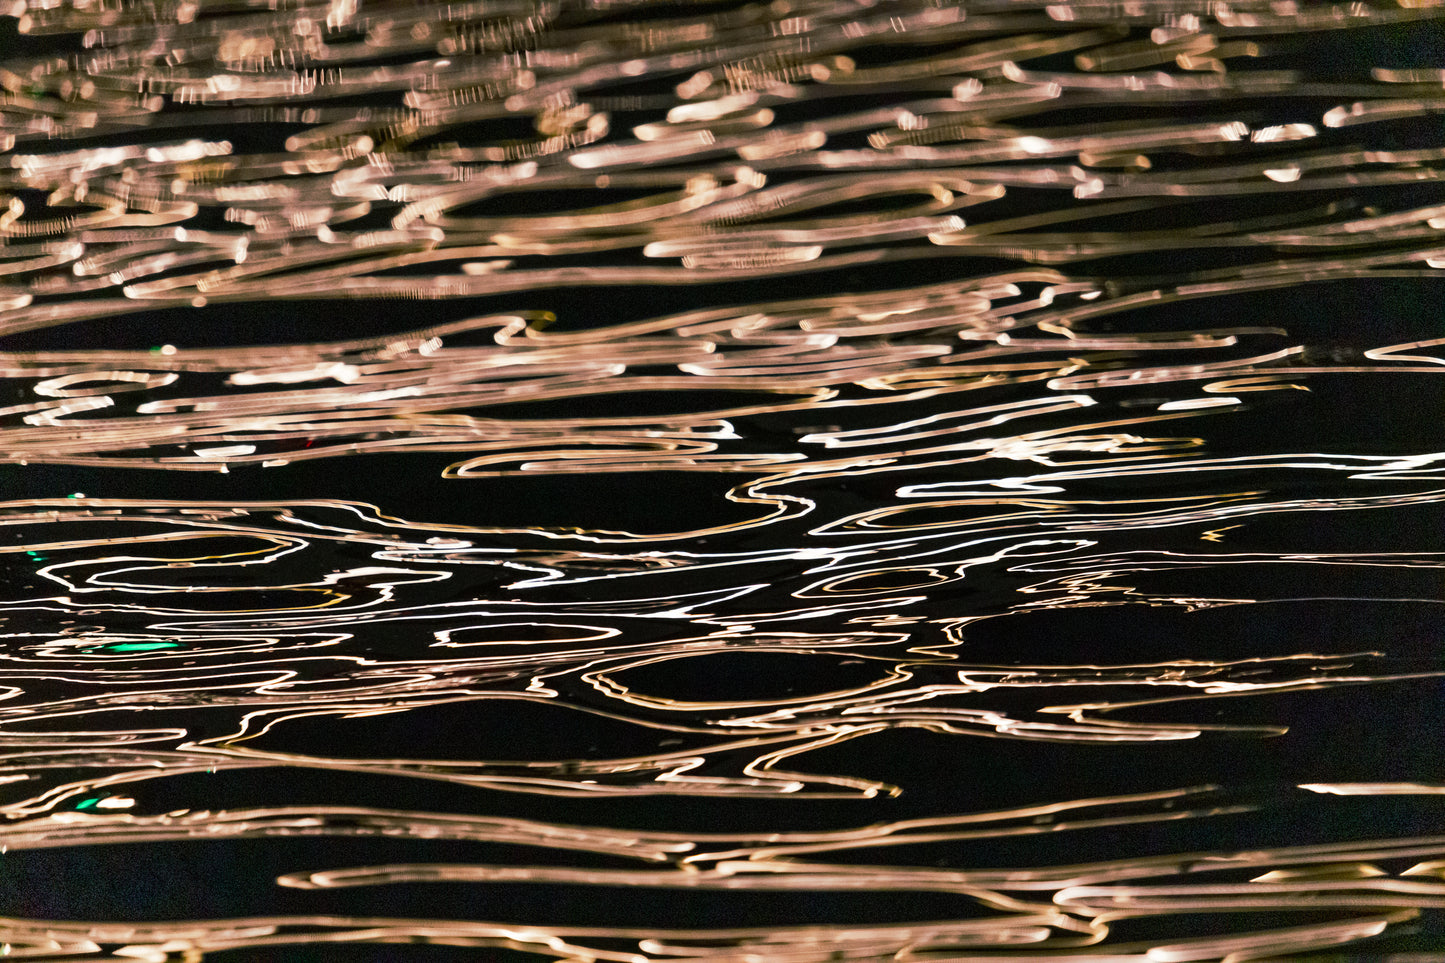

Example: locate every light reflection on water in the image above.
[1,0,1444,958]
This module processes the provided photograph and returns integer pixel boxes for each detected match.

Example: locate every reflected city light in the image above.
[1,0,1443,959]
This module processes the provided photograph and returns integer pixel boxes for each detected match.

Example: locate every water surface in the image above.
[1,1,1443,958]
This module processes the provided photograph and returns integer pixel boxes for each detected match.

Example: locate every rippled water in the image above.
[2,1,1444,959]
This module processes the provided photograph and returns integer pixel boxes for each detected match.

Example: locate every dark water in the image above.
[1,1,1444,959]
